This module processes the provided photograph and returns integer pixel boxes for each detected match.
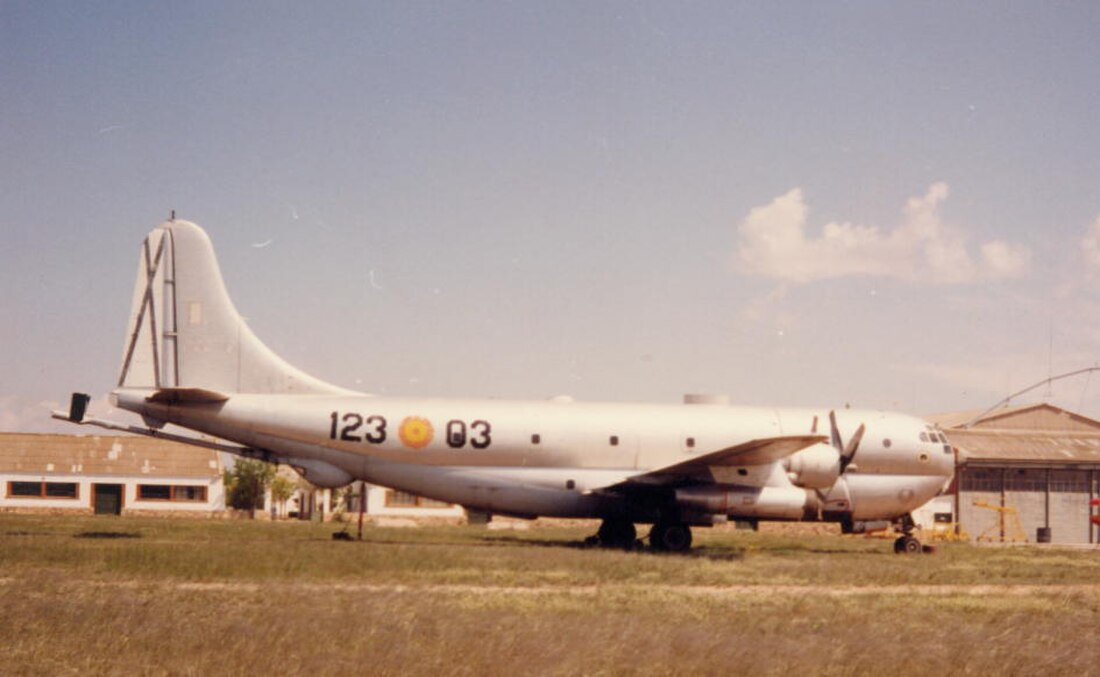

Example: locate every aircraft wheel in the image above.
[650,523,693,552]
[597,519,637,549]
[894,535,922,554]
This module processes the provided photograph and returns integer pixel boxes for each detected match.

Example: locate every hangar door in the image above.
[958,468,1003,540]
[1048,470,1091,544]
[1003,469,1046,542]
[960,467,1096,544]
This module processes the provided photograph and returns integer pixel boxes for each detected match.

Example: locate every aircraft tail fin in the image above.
[117,218,355,395]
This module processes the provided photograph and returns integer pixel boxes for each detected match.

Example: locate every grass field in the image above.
[1,515,1098,676]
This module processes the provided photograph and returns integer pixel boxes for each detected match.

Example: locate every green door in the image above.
[93,484,123,515]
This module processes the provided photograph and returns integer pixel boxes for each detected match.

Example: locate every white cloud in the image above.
[735,183,1030,284]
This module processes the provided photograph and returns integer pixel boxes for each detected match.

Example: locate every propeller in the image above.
[829,410,865,474]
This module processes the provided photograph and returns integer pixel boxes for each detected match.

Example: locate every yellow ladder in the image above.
[972,499,1028,543]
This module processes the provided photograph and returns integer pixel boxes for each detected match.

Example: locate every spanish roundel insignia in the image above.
[399,416,434,449]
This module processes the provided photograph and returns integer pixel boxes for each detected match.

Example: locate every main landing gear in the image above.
[893,513,925,554]
[591,518,638,550]
[590,518,694,553]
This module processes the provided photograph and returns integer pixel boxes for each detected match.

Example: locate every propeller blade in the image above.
[828,410,842,451]
[844,423,865,460]
[840,423,866,473]
[830,411,865,474]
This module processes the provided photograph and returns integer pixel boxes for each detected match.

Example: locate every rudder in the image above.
[117,218,355,395]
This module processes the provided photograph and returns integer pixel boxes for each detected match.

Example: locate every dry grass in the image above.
[1,515,1098,675]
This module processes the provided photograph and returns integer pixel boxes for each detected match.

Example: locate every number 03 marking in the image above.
[444,419,491,449]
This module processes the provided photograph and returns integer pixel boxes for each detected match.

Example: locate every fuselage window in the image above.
[685,437,695,448]
[609,435,619,446]
[531,434,541,445]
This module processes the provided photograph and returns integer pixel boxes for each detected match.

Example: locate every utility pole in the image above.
[357,480,366,540]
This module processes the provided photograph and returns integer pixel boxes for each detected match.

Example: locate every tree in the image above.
[224,459,276,518]
[269,475,296,519]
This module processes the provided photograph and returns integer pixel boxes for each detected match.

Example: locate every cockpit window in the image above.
[919,432,929,442]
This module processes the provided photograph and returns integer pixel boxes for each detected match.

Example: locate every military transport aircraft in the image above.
[55,218,954,553]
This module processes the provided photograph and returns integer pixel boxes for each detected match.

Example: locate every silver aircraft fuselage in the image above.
[114,389,951,523]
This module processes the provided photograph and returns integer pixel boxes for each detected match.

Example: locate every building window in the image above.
[7,481,79,499]
[1050,470,1089,493]
[960,468,1003,493]
[386,490,419,507]
[139,485,171,500]
[384,489,451,509]
[136,484,207,502]
[173,485,207,501]
[1005,469,1045,493]
[45,482,79,498]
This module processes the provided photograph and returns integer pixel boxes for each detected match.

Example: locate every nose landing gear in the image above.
[649,521,693,552]
[894,534,923,553]
[892,513,930,554]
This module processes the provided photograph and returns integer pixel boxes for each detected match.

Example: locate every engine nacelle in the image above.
[783,445,840,489]
[288,459,354,488]
[674,486,818,521]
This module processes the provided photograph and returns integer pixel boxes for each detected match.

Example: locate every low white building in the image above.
[0,433,225,515]
[334,481,466,521]
[261,464,465,522]
[363,483,466,519]
[2,433,466,522]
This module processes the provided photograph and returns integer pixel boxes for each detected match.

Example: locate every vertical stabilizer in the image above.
[117,219,356,395]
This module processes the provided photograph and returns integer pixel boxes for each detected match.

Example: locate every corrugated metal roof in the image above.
[0,433,222,478]
[926,403,1100,432]
[945,429,1100,464]
[927,403,1100,464]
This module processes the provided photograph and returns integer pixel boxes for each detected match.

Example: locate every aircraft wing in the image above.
[602,434,827,490]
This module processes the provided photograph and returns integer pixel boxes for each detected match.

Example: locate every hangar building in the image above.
[928,404,1100,545]
[0,433,225,515]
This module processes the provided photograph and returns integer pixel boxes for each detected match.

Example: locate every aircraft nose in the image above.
[935,446,955,478]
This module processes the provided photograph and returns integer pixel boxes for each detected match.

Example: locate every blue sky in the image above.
[4,2,1100,431]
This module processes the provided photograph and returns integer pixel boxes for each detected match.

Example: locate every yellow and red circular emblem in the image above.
[398,416,434,449]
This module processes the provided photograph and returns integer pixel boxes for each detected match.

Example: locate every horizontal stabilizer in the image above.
[607,435,827,489]
[145,387,231,404]
[50,410,251,456]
